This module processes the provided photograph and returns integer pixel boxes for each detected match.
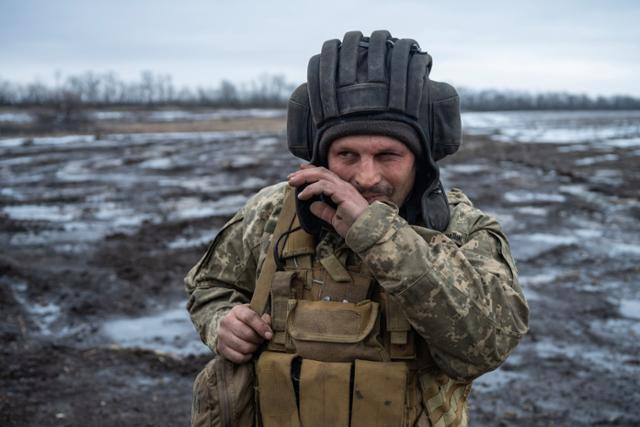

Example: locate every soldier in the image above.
[186,30,528,427]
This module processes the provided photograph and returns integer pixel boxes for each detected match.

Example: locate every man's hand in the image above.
[287,164,369,237]
[216,304,272,364]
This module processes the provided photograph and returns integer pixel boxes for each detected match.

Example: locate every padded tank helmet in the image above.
[286,30,462,231]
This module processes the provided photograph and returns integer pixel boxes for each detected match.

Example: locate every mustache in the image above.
[353,182,393,198]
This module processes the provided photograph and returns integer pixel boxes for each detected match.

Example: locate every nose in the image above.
[353,158,381,189]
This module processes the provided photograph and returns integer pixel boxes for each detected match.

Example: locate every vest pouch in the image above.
[351,360,408,427]
[255,352,301,427]
[287,299,385,362]
[299,359,351,427]
[191,357,255,427]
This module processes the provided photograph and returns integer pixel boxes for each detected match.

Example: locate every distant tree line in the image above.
[458,88,640,111]
[1,71,639,111]
[0,71,295,108]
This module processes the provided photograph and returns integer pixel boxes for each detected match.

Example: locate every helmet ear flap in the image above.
[429,81,462,161]
[421,180,450,231]
[287,83,314,161]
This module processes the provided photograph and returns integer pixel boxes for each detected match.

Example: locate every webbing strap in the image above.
[386,295,412,345]
[270,271,296,346]
[249,186,297,315]
[319,253,352,283]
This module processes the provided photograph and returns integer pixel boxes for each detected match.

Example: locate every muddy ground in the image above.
[1,110,639,426]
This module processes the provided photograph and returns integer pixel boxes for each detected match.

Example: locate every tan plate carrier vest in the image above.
[245,187,470,427]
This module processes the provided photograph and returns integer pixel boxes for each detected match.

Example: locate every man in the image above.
[186,30,528,427]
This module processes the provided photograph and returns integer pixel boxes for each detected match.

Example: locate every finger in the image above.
[219,341,252,364]
[310,201,336,224]
[288,167,336,187]
[228,320,264,345]
[236,306,273,340]
[296,180,334,201]
[288,164,322,178]
[219,329,260,355]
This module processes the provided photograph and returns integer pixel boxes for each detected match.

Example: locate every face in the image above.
[328,134,416,207]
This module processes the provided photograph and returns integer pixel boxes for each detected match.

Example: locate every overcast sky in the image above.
[2,0,639,96]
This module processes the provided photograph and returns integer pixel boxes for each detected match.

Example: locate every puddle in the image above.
[557,144,592,152]
[608,242,640,256]
[619,300,640,320]
[461,111,640,146]
[0,111,33,123]
[95,108,286,123]
[0,134,96,148]
[3,204,79,222]
[473,369,528,392]
[558,184,608,205]
[139,158,174,169]
[0,187,25,200]
[7,279,74,337]
[510,230,638,262]
[167,232,217,249]
[503,191,566,204]
[522,287,543,301]
[602,137,640,148]
[9,228,104,247]
[223,154,262,169]
[532,338,639,374]
[509,233,577,261]
[574,154,618,166]
[442,163,490,175]
[256,136,280,147]
[516,206,548,216]
[519,272,563,286]
[590,169,623,186]
[592,317,640,339]
[93,203,156,227]
[168,194,248,220]
[101,304,209,357]
[485,211,516,231]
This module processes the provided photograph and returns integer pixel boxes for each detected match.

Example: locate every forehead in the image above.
[329,134,411,152]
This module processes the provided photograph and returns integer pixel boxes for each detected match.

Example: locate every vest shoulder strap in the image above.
[249,185,298,315]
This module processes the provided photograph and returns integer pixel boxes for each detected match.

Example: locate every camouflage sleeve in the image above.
[184,183,288,354]
[345,193,529,380]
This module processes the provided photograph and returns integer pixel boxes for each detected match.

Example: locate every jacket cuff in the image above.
[345,201,400,253]
[206,307,232,354]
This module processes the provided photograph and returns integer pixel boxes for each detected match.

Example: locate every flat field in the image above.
[1,109,639,426]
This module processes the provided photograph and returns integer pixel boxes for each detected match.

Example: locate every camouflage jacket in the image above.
[185,182,529,380]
